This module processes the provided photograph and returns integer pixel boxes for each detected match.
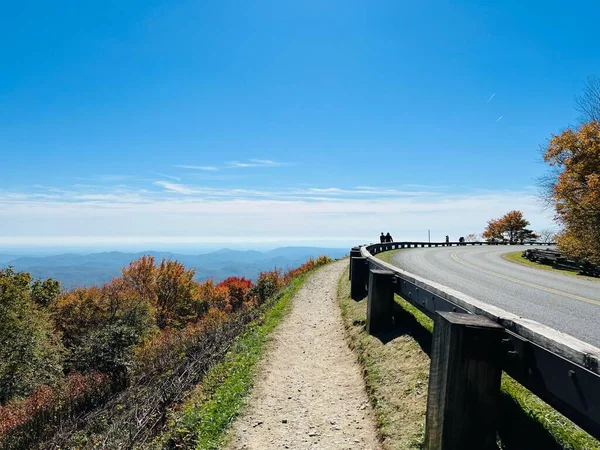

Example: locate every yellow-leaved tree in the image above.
[482,210,537,244]
[543,120,600,264]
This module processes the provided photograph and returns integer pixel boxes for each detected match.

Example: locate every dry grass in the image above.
[337,267,429,449]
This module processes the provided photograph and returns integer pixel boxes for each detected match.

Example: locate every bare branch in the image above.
[575,76,600,123]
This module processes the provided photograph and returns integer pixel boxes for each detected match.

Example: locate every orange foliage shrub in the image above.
[197,279,231,312]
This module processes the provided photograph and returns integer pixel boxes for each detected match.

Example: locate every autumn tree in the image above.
[51,282,154,376]
[483,218,506,243]
[121,255,157,303]
[51,256,212,375]
[119,256,208,329]
[155,259,203,329]
[543,120,600,264]
[51,286,108,349]
[482,210,537,244]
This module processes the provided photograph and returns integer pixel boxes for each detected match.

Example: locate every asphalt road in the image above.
[389,245,600,347]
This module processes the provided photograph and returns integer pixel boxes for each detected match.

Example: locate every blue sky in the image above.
[1,0,598,250]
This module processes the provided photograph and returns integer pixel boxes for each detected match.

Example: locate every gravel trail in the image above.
[228,260,380,450]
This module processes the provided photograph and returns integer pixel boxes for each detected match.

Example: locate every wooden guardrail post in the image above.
[366,269,395,335]
[350,257,368,300]
[349,247,361,280]
[425,312,504,450]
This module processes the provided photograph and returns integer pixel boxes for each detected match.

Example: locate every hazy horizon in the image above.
[0,228,548,256]
[0,245,350,289]
[0,242,354,257]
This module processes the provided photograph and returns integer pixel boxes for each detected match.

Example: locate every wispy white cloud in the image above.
[251,159,285,166]
[153,181,196,195]
[0,182,555,249]
[151,172,181,181]
[148,183,436,200]
[9,183,541,206]
[226,159,287,168]
[74,175,144,182]
[496,116,504,122]
[174,165,219,171]
[486,93,496,103]
[173,160,287,171]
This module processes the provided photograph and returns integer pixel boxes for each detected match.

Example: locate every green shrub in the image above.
[0,268,64,404]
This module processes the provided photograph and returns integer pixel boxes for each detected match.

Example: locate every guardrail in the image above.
[349,241,600,450]
[364,240,555,249]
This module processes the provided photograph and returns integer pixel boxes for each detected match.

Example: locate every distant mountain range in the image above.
[0,247,347,290]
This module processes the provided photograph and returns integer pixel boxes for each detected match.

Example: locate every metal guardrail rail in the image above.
[352,241,600,441]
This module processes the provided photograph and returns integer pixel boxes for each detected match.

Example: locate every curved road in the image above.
[389,245,600,347]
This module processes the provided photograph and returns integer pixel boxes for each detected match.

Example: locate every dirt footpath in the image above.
[228,259,380,450]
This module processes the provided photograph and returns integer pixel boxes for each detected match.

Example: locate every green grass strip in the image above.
[337,268,429,449]
[167,273,309,450]
[500,376,600,449]
[502,251,600,283]
[371,249,400,265]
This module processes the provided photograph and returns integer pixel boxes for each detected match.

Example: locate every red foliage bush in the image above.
[217,276,253,309]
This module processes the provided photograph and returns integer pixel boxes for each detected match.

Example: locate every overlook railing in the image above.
[349,241,600,449]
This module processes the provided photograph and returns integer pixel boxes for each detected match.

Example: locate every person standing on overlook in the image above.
[385,232,393,242]
[380,232,385,243]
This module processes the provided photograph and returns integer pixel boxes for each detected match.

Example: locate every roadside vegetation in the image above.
[0,255,332,449]
[341,250,600,449]
[338,267,428,449]
[541,77,600,266]
[374,249,401,265]
[502,251,600,282]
